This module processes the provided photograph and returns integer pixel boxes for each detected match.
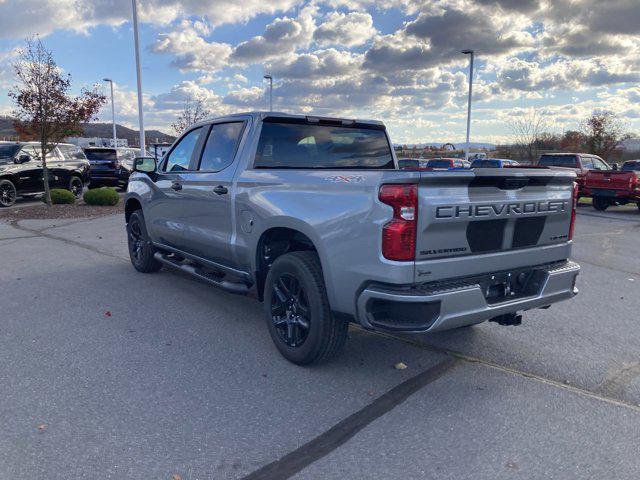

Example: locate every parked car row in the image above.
[0,142,149,207]
[398,157,515,170]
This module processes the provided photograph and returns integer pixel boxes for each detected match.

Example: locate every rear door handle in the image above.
[171,181,183,191]
[213,185,228,195]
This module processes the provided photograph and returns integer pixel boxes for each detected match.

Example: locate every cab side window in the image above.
[581,156,594,169]
[198,122,244,172]
[163,127,203,172]
[592,157,608,170]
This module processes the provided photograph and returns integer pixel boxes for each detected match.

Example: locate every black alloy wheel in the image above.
[0,180,17,207]
[270,273,311,348]
[126,210,162,273]
[128,216,145,264]
[263,251,348,365]
[69,176,83,199]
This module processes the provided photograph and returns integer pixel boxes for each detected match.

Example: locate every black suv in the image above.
[0,142,90,207]
[84,147,143,189]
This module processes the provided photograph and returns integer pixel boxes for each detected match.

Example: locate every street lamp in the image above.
[103,78,116,147]
[461,49,474,162]
[132,0,146,156]
[263,75,273,112]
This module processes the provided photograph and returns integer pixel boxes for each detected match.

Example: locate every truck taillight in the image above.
[569,182,578,241]
[379,184,418,261]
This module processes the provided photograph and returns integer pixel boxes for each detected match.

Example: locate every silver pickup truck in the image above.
[124,112,580,365]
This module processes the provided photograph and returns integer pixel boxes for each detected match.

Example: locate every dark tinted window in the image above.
[472,159,502,168]
[538,154,578,168]
[164,127,202,172]
[0,145,20,158]
[85,149,117,161]
[426,159,453,168]
[255,121,393,169]
[199,122,244,171]
[398,159,420,169]
[622,161,640,172]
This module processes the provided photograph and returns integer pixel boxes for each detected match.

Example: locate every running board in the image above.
[153,252,250,295]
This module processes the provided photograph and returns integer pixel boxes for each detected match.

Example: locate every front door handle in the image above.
[213,185,228,195]
[170,181,183,191]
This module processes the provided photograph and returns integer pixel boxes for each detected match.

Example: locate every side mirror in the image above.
[133,157,156,174]
[611,163,619,171]
[16,155,30,164]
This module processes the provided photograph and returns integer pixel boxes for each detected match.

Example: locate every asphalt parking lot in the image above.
[1,206,639,479]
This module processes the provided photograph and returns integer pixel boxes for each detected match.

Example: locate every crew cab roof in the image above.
[191,111,385,129]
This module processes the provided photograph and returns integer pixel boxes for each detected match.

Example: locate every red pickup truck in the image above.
[538,153,609,199]
[585,160,640,211]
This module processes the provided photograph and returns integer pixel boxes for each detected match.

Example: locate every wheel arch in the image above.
[125,196,143,223]
[254,224,332,303]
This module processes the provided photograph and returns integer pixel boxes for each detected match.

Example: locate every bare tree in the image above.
[581,110,629,161]
[171,95,210,136]
[508,109,549,162]
[9,38,105,205]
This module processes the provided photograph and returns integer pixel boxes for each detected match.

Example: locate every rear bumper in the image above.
[588,188,640,201]
[356,261,580,333]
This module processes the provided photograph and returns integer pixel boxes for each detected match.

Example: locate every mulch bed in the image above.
[0,200,124,221]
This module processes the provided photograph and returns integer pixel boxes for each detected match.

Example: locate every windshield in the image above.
[0,144,20,158]
[426,159,452,168]
[84,149,117,161]
[538,154,578,168]
[621,161,640,172]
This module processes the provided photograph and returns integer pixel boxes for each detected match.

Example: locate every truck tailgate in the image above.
[414,169,575,281]
[585,170,637,192]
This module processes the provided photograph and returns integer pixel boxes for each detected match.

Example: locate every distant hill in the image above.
[395,142,497,150]
[0,116,175,145]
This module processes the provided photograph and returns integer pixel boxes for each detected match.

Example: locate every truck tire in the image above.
[69,176,83,199]
[592,196,609,211]
[126,210,162,273]
[264,251,348,365]
[0,179,17,207]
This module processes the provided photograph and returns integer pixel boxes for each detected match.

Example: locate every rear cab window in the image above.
[85,149,117,161]
[426,159,453,169]
[621,161,640,172]
[254,119,394,169]
[538,154,579,168]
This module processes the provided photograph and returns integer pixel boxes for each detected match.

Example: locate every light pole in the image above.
[263,75,273,112]
[103,78,116,147]
[132,0,146,156]
[462,49,474,162]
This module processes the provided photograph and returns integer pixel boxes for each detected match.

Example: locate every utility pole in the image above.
[132,0,146,156]
[103,78,116,147]
[263,75,273,112]
[462,49,474,162]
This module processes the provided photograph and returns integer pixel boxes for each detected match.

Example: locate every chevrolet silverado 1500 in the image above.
[124,112,580,364]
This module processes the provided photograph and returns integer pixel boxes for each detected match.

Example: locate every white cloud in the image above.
[152,20,232,72]
[314,11,376,47]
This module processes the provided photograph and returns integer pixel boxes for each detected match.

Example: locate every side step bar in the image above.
[153,252,250,295]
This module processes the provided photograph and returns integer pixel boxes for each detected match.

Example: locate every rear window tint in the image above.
[254,121,394,169]
[538,155,578,168]
[621,161,640,172]
[85,149,117,161]
[426,159,452,168]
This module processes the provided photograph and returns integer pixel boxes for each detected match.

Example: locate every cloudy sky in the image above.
[0,0,639,144]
